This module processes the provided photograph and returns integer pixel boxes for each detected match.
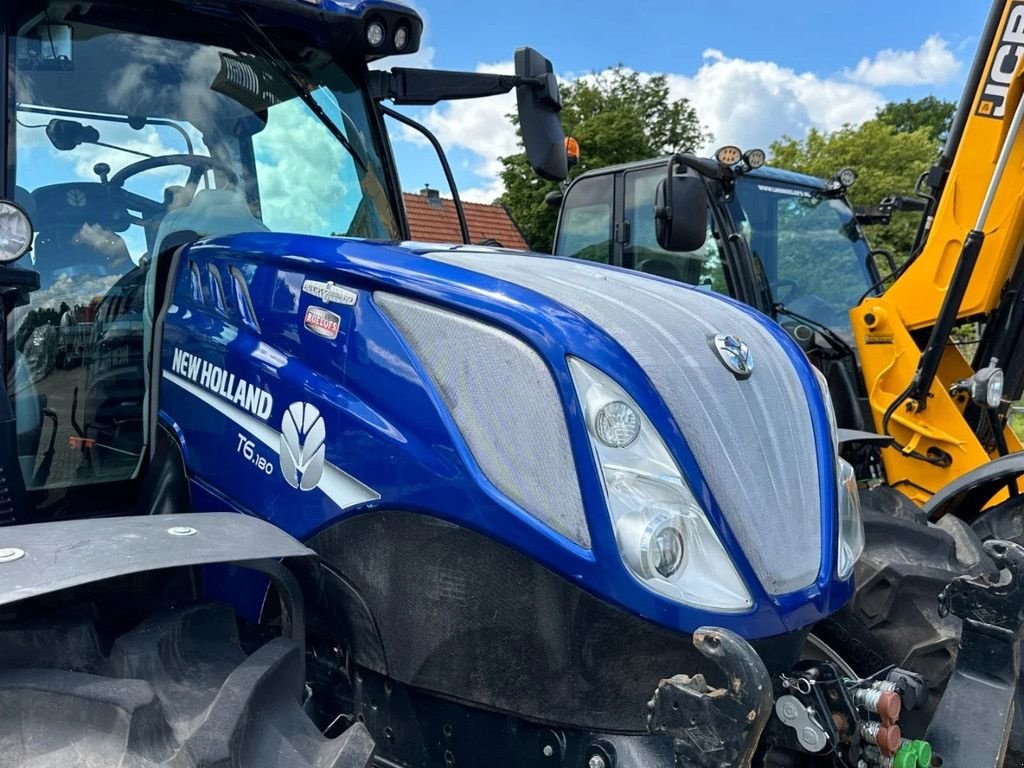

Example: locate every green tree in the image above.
[498,67,708,252]
[769,119,939,262]
[876,96,956,143]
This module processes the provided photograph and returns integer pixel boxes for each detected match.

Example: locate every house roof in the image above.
[402,192,529,250]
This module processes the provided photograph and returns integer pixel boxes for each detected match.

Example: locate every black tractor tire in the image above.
[0,601,376,768]
[971,491,1024,544]
[813,485,997,737]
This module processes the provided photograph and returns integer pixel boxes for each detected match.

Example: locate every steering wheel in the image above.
[770,278,801,304]
[108,154,239,207]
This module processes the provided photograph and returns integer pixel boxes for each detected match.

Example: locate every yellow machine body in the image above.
[853,0,1024,505]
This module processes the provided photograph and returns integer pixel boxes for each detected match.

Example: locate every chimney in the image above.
[420,183,443,208]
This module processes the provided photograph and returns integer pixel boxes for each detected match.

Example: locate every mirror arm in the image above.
[368,69,545,106]
[656,153,716,225]
[378,104,471,245]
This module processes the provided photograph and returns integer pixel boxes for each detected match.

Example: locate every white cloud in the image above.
[667,50,885,153]
[459,177,507,205]
[372,44,436,71]
[846,35,960,87]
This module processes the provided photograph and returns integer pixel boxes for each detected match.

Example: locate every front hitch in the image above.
[646,626,772,768]
[926,539,1024,767]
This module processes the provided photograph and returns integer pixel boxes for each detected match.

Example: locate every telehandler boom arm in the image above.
[853,0,1024,504]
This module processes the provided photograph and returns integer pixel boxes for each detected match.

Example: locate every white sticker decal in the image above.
[163,369,380,509]
[170,347,273,419]
[280,402,326,491]
[756,184,813,198]
[302,279,358,306]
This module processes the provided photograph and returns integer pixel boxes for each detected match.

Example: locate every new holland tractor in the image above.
[0,1,1022,767]
[550,0,1024,738]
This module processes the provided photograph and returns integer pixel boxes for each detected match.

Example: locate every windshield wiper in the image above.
[233,6,367,174]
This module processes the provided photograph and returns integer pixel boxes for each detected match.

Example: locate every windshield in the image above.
[6,8,397,492]
[727,176,874,335]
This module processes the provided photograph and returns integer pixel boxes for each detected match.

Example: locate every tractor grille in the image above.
[375,292,591,548]
[419,251,824,596]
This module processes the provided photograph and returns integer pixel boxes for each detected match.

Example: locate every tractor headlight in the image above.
[811,369,861,578]
[0,201,33,263]
[366,19,386,48]
[836,459,865,580]
[569,357,753,611]
[394,24,410,51]
[813,368,839,454]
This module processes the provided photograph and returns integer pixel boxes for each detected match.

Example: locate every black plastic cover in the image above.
[0,512,314,607]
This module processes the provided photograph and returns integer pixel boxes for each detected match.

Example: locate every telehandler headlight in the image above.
[837,459,865,580]
[715,145,743,166]
[0,201,33,264]
[836,168,858,188]
[954,360,1004,410]
[975,363,1004,409]
[569,357,753,611]
[744,148,766,169]
[986,368,1005,408]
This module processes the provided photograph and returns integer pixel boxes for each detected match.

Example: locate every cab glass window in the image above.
[6,11,396,493]
[729,177,873,334]
[554,176,613,263]
[624,168,726,293]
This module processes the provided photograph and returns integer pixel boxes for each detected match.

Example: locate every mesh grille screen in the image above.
[418,252,822,595]
[376,293,591,548]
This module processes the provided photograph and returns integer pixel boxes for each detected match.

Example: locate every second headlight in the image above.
[570,357,753,611]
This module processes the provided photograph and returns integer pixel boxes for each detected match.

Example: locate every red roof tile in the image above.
[402,192,529,250]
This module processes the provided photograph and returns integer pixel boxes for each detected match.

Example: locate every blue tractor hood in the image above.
[158,233,852,639]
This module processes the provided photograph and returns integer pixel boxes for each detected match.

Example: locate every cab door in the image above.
[621,165,730,294]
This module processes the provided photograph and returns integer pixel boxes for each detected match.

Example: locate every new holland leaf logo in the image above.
[280,402,326,491]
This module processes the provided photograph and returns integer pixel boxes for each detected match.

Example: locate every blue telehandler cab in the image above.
[0,2,1021,767]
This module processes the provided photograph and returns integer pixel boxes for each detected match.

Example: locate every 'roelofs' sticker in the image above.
[304,306,341,340]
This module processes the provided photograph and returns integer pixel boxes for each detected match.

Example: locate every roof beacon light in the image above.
[565,136,581,168]
[837,167,858,188]
[0,201,33,263]
[744,148,766,169]
[715,145,743,166]
[366,19,386,48]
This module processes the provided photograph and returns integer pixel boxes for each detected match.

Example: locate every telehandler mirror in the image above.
[515,48,568,181]
[654,165,708,253]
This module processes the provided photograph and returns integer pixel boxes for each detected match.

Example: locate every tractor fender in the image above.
[923,452,1024,522]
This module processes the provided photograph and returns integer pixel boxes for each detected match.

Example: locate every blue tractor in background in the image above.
[0,2,1021,767]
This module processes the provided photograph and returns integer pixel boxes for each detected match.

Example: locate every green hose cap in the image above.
[895,739,933,768]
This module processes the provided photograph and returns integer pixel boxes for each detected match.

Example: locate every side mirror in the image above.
[17,23,74,70]
[654,161,708,252]
[515,48,568,182]
[46,119,99,152]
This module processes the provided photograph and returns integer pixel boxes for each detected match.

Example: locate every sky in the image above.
[381,1,991,203]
